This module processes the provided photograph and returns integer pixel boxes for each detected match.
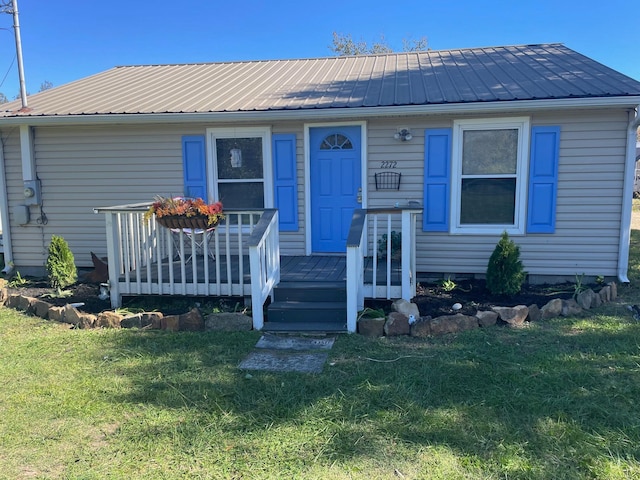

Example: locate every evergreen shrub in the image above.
[486,231,526,296]
[46,235,77,290]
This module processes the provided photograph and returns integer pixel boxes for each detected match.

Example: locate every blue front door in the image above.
[310,126,362,253]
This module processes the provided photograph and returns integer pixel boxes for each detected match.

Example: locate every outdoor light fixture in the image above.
[230,148,242,168]
[394,128,413,142]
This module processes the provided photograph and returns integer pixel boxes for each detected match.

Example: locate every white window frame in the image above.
[450,117,530,235]
[206,126,273,209]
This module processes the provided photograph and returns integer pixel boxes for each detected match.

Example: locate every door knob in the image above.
[357,187,362,204]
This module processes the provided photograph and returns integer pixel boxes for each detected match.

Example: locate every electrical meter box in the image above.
[14,204,30,225]
[23,179,41,206]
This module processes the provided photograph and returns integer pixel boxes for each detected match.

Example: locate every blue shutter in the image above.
[527,126,560,233]
[423,129,451,232]
[272,133,299,231]
[182,135,207,199]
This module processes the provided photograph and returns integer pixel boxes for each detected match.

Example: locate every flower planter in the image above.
[156,215,216,230]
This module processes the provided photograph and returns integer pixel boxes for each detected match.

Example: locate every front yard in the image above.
[2,220,640,478]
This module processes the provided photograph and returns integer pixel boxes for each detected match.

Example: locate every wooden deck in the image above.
[120,255,401,288]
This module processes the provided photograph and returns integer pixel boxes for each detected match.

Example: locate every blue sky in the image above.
[0,0,638,98]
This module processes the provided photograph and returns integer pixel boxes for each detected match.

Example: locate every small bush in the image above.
[486,232,525,296]
[46,235,77,290]
[377,231,401,259]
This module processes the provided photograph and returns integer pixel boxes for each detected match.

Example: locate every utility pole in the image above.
[1,0,27,109]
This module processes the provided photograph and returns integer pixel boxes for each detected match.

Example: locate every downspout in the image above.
[617,105,640,283]
[0,138,13,274]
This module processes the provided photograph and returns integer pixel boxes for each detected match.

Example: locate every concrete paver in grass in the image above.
[238,334,335,373]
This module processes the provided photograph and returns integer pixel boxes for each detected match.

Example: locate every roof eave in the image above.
[1,96,640,126]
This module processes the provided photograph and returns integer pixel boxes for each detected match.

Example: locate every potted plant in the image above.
[144,196,225,230]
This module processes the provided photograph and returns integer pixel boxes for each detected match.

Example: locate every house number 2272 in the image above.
[379,161,397,169]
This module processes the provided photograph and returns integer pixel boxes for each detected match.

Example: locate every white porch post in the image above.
[104,212,122,308]
[401,210,412,300]
[346,244,359,333]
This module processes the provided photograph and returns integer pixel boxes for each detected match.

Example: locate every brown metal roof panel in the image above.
[2,44,640,118]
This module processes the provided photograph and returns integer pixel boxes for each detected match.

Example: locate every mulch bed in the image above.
[8,277,579,319]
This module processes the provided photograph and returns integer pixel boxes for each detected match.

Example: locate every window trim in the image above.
[450,117,530,235]
[205,126,273,209]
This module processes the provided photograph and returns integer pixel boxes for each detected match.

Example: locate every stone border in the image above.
[358,283,618,337]
[0,284,253,332]
[0,281,620,336]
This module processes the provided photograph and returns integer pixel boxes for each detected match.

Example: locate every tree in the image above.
[39,80,53,92]
[0,92,7,104]
[330,32,428,56]
[486,232,526,296]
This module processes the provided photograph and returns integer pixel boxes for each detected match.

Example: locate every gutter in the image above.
[618,105,640,283]
[1,96,640,127]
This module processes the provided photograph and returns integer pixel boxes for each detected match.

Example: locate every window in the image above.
[451,118,530,234]
[207,127,272,209]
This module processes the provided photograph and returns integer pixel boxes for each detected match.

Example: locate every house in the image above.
[0,43,639,332]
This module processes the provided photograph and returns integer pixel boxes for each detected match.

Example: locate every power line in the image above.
[0,54,15,89]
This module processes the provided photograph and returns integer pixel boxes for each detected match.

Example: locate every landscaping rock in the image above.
[33,299,53,319]
[204,312,252,331]
[179,308,204,331]
[0,287,8,306]
[384,311,411,336]
[430,314,478,336]
[141,312,164,329]
[76,313,97,329]
[591,293,602,308]
[475,310,498,327]
[561,299,582,317]
[599,286,611,303]
[527,304,541,323]
[391,299,420,319]
[492,305,529,326]
[410,316,432,337]
[62,304,83,325]
[162,315,180,331]
[607,281,617,300]
[120,314,142,329]
[357,317,386,337]
[5,294,20,309]
[48,306,65,322]
[95,311,123,328]
[16,295,37,313]
[576,289,595,310]
[541,298,563,319]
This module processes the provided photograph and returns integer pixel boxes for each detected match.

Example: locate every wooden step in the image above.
[262,321,347,333]
[267,301,347,323]
[273,282,346,302]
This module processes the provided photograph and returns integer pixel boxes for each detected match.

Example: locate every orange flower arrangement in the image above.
[144,196,224,227]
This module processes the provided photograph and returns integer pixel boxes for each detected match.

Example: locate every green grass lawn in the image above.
[3,240,640,478]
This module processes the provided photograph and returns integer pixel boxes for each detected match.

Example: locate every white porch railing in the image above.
[346,208,421,333]
[94,203,280,330]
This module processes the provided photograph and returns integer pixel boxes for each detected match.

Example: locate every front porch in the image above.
[94,204,421,332]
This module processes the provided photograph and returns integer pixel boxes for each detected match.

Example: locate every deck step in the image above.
[273,282,346,302]
[266,280,348,331]
[267,301,347,323]
[262,321,347,333]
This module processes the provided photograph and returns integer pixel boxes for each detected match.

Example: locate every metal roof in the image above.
[2,43,640,119]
